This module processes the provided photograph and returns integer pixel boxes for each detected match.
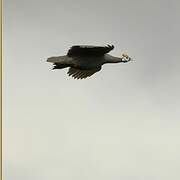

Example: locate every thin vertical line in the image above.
[1,0,2,179]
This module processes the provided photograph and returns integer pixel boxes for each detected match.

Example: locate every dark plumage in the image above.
[47,45,132,79]
[67,45,114,57]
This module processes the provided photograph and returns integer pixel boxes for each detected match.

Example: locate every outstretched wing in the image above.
[67,45,114,57]
[67,67,101,79]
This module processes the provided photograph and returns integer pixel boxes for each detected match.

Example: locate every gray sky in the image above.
[3,0,180,179]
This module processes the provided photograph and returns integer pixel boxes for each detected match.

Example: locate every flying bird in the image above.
[47,45,132,79]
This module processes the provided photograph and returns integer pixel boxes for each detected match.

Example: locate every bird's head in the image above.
[121,54,133,63]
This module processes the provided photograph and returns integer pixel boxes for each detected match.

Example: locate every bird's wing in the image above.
[67,67,101,79]
[67,45,114,57]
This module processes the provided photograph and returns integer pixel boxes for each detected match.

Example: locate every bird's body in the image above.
[47,45,132,79]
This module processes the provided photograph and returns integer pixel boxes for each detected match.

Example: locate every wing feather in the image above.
[67,45,114,57]
[67,67,101,79]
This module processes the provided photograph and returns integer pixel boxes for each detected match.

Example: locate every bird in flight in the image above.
[47,45,132,79]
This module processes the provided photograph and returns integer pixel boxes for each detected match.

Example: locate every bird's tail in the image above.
[47,55,70,70]
[47,55,69,63]
[47,56,62,63]
[52,63,69,70]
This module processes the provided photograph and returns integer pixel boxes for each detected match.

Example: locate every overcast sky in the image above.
[3,0,180,180]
